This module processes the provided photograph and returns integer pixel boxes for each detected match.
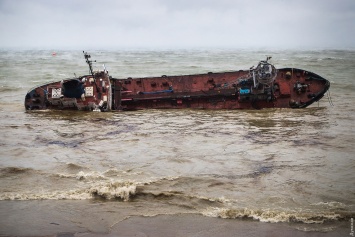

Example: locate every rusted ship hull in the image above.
[25,53,330,111]
[25,71,112,112]
[112,68,329,110]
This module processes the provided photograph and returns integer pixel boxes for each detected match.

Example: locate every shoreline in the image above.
[0,200,350,236]
[0,217,350,237]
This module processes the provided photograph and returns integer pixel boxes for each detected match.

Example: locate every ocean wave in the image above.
[1,173,353,225]
[202,207,344,224]
[0,86,23,93]
[75,171,106,180]
[0,189,92,200]
[310,201,347,209]
[90,181,137,201]
[0,167,35,176]
[54,171,107,181]
[56,169,148,181]
[1,184,351,225]
[0,176,213,202]
[66,162,87,171]
[317,57,344,61]
[1,168,353,225]
[0,179,137,201]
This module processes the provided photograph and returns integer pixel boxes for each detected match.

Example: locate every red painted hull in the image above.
[24,56,330,111]
[111,68,329,110]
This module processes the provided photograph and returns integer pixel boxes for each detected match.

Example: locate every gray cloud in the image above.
[0,0,354,49]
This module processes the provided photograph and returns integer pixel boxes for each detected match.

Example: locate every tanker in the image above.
[25,52,330,111]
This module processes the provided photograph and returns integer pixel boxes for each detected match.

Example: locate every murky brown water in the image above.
[0,49,354,235]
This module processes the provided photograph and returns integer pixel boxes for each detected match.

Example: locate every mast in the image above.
[83,51,101,96]
[83,51,95,78]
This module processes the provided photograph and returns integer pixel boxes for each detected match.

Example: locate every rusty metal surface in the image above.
[24,54,330,111]
[112,68,329,110]
[25,71,111,111]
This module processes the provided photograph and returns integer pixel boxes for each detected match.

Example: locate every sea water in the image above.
[0,49,354,235]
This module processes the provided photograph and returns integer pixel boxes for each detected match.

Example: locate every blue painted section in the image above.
[239,88,250,95]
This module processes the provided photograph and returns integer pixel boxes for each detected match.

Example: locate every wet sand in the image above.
[88,214,349,237]
[0,201,349,237]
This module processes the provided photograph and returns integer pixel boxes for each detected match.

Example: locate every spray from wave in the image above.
[90,181,137,201]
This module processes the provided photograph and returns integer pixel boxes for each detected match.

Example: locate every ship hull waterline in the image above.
[24,58,330,112]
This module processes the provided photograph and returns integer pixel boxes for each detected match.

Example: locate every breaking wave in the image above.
[90,181,137,201]
[0,167,353,225]
[1,184,351,224]
[0,179,137,201]
[201,207,349,224]
[75,171,106,181]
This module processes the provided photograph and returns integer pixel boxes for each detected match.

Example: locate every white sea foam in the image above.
[75,171,106,180]
[202,207,341,224]
[0,179,138,201]
[311,201,346,208]
[89,181,137,201]
[54,171,106,180]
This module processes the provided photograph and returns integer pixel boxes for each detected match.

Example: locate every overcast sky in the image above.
[0,0,354,50]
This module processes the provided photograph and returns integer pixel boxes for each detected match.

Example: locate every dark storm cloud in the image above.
[0,0,354,49]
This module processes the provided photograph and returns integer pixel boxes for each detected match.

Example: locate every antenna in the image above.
[83,51,96,77]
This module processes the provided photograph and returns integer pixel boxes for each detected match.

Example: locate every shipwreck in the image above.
[25,52,330,111]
